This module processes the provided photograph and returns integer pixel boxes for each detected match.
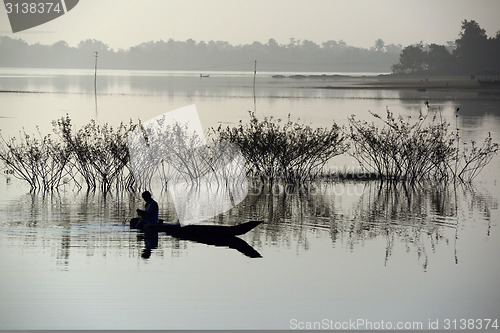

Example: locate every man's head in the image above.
[142,191,152,203]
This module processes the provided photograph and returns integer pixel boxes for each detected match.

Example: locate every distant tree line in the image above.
[0,36,401,72]
[392,20,500,75]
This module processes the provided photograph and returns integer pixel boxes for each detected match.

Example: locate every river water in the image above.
[0,69,499,329]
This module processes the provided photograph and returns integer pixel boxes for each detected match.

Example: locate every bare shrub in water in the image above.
[129,119,211,189]
[1,111,495,192]
[349,109,498,183]
[0,128,71,190]
[53,115,135,192]
[454,132,498,182]
[130,117,247,192]
[212,111,348,184]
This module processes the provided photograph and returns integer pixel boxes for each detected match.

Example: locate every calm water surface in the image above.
[0,69,499,329]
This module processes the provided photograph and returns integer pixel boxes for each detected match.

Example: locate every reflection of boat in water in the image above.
[130,218,263,258]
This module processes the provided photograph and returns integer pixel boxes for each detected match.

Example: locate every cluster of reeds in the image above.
[0,128,71,190]
[52,115,135,192]
[453,131,498,182]
[127,120,206,189]
[0,109,497,192]
[212,111,348,185]
[52,116,136,192]
[349,109,498,183]
[0,115,136,192]
[129,118,246,191]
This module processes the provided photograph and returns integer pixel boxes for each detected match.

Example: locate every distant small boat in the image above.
[477,79,500,87]
[475,71,500,87]
[200,74,210,78]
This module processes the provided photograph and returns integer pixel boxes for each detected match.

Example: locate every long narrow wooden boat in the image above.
[130,218,262,237]
[150,220,262,237]
[130,218,263,258]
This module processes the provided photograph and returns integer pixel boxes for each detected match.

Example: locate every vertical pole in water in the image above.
[94,51,99,120]
[253,60,257,111]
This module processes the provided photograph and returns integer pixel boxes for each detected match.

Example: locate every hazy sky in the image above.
[1,0,499,49]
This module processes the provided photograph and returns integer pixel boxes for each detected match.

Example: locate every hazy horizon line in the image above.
[1,34,405,52]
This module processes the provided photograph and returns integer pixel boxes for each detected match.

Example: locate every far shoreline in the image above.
[1,67,499,93]
[318,75,499,92]
[360,74,499,91]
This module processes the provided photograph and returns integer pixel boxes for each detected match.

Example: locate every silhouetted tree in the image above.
[454,19,489,74]
[427,44,455,74]
[392,43,426,74]
[392,20,499,75]
[373,39,386,52]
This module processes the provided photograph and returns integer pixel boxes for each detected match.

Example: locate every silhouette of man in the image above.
[136,191,159,226]
[137,191,159,257]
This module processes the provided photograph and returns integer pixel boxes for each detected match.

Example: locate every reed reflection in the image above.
[0,180,496,269]
[237,181,497,270]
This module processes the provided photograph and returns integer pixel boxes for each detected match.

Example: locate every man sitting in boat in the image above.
[136,191,159,226]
